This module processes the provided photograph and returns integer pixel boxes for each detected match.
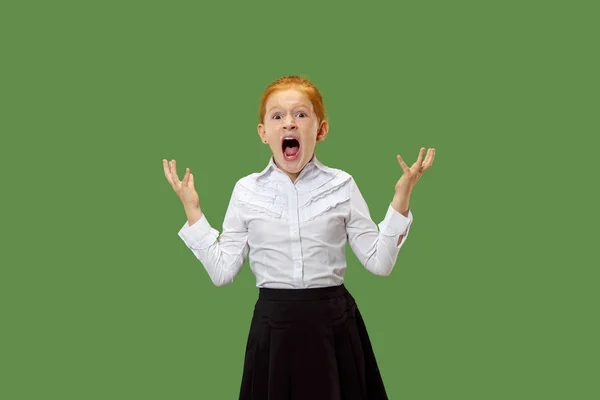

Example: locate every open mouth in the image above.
[282,137,300,161]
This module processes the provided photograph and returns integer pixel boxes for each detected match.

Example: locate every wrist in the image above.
[184,205,203,225]
[184,203,200,211]
[391,193,410,217]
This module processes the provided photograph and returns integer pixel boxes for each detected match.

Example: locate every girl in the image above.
[162,76,435,399]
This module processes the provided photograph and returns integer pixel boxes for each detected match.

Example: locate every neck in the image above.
[272,153,315,183]
[286,171,299,183]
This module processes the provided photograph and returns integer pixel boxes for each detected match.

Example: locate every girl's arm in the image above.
[178,183,249,286]
[345,178,413,276]
[390,194,410,245]
[184,205,203,227]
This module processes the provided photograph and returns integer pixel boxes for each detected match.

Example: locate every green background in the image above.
[1,0,597,398]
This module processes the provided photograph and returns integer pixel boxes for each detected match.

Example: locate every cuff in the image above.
[378,203,413,237]
[178,214,219,250]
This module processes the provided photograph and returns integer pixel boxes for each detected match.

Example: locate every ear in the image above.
[257,123,267,144]
[316,120,329,142]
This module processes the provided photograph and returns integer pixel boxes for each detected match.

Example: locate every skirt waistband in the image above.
[259,284,349,301]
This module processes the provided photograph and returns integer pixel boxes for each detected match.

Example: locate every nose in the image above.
[283,114,297,130]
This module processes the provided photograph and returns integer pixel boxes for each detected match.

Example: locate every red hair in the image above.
[259,76,326,123]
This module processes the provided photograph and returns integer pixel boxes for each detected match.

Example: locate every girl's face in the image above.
[257,88,328,182]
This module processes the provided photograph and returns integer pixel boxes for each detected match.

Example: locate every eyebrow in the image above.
[267,103,311,113]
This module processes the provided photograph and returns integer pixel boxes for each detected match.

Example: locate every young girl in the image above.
[162,76,435,399]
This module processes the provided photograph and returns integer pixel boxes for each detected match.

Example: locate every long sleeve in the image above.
[345,178,413,276]
[177,184,249,286]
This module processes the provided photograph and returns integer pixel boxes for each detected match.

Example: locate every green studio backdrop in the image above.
[1,0,597,399]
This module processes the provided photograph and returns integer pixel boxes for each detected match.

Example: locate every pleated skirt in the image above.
[239,284,389,400]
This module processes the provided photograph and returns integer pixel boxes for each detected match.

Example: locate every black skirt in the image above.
[239,284,389,400]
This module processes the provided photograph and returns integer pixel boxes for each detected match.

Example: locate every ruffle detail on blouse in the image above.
[251,176,281,195]
[299,173,352,223]
[299,172,351,208]
[235,180,287,220]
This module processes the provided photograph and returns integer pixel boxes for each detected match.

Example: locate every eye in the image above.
[272,114,281,120]
[296,112,307,118]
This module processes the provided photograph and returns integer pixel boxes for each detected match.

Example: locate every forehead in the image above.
[265,88,313,110]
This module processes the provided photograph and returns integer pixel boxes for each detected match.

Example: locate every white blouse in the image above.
[178,155,414,289]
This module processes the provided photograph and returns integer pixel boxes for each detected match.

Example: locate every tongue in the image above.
[284,146,299,157]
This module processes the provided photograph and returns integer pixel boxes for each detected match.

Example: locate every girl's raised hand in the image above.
[395,147,436,195]
[162,159,200,210]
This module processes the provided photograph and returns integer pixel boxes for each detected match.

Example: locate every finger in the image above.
[182,167,190,187]
[163,159,174,186]
[189,173,195,188]
[421,149,432,169]
[169,160,181,185]
[412,147,425,168]
[422,148,436,171]
[397,155,410,174]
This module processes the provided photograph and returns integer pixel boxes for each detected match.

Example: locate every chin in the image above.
[274,152,310,175]
[278,156,304,171]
